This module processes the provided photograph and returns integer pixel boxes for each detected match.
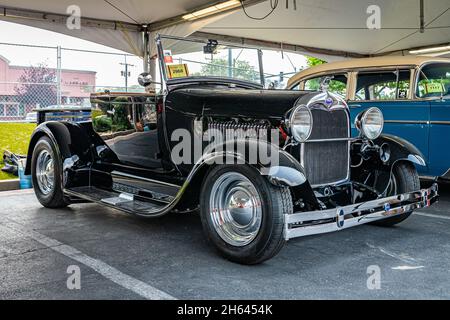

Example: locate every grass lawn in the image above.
[0,123,36,180]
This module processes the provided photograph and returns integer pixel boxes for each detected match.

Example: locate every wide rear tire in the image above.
[200,165,293,265]
[31,136,68,209]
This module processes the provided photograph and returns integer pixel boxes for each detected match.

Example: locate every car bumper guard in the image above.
[285,183,439,240]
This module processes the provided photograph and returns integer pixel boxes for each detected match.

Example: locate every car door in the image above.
[429,99,450,177]
[417,62,450,177]
[348,68,430,175]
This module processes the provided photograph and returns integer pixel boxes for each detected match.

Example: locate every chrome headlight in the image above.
[288,105,313,143]
[355,107,384,140]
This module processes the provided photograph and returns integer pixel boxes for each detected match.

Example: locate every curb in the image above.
[0,179,20,192]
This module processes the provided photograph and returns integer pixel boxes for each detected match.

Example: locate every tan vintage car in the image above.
[287,56,450,179]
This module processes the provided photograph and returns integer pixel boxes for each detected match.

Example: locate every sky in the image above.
[0,20,308,88]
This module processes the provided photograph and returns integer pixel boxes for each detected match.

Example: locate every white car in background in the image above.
[24,112,37,123]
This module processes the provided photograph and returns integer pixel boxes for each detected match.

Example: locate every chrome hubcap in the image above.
[36,150,55,195]
[209,172,262,247]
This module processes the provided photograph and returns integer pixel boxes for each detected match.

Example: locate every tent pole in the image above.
[142,26,158,91]
[419,0,425,33]
[142,26,150,73]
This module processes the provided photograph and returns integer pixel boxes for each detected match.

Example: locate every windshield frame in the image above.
[156,34,266,87]
[415,61,450,100]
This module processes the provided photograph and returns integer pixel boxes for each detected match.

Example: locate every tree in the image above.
[305,56,346,96]
[194,58,258,82]
[307,56,326,67]
[15,64,57,108]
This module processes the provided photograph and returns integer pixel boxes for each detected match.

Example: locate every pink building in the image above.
[0,54,96,121]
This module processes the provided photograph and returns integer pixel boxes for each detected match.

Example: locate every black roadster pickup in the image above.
[25,35,438,264]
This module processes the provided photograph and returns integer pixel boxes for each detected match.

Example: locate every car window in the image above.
[303,74,348,98]
[417,63,450,98]
[355,70,411,101]
[290,83,301,90]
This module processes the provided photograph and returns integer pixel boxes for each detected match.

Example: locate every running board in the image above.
[64,186,172,217]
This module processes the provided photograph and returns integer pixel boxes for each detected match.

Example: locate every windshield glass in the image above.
[417,63,450,98]
[159,35,264,86]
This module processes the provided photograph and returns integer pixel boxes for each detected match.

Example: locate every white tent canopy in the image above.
[0,0,449,61]
[201,0,450,58]
[0,0,240,56]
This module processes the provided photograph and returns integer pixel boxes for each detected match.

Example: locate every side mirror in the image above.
[267,81,278,90]
[138,72,154,87]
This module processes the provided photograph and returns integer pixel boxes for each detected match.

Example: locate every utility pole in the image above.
[120,55,135,92]
[56,46,62,107]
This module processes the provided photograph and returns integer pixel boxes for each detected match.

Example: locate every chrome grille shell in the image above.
[299,97,351,187]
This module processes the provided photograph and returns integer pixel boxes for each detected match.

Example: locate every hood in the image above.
[166,87,317,121]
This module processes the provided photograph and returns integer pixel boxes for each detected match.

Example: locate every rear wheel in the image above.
[371,161,420,227]
[31,136,68,209]
[200,165,293,265]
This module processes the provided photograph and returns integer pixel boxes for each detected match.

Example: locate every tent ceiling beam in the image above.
[0,5,141,32]
[147,0,266,32]
[190,31,367,58]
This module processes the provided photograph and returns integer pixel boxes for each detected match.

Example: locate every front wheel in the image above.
[200,165,293,265]
[371,161,420,227]
[31,136,68,209]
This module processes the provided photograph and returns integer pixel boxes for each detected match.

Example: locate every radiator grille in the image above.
[303,108,350,186]
[206,121,270,143]
[309,109,348,140]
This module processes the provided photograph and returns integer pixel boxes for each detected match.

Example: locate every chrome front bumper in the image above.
[285,184,439,240]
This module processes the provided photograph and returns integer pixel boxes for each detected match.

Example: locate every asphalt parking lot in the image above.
[0,182,449,300]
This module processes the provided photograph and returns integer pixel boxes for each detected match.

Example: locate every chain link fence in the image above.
[0,42,144,123]
[0,42,144,180]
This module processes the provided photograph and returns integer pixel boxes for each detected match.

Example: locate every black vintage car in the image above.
[25,35,438,264]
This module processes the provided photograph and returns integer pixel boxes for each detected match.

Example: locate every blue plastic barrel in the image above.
[18,160,32,189]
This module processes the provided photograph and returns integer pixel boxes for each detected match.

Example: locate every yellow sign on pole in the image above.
[167,64,189,79]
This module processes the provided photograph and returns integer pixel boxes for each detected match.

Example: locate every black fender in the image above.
[352,134,426,196]
[25,122,93,182]
[173,138,310,211]
[375,134,426,168]
[195,138,307,187]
